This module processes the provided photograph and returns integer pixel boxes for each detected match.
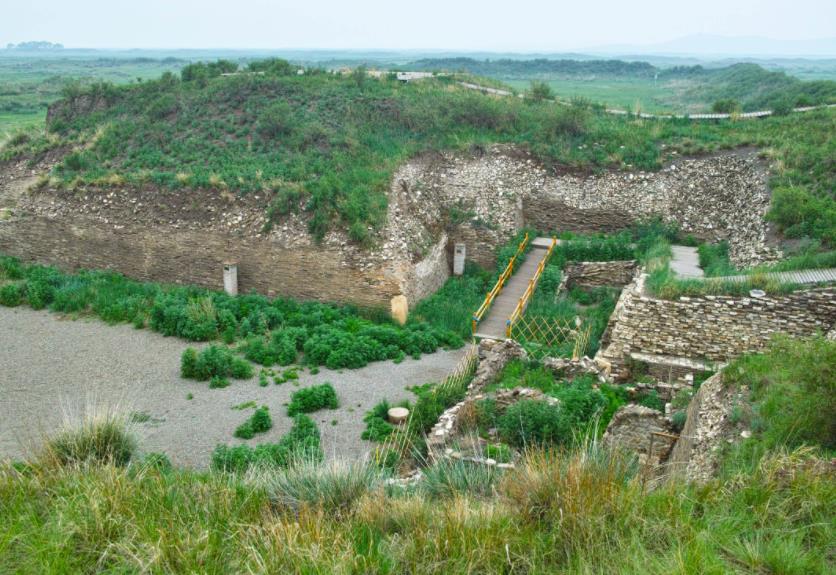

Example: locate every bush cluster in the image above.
[211,414,321,473]
[0,256,462,372]
[180,346,253,381]
[287,384,339,416]
[234,406,273,439]
[361,399,412,442]
[46,416,136,467]
[495,379,608,448]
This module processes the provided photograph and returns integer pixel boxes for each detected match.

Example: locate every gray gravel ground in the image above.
[0,306,465,468]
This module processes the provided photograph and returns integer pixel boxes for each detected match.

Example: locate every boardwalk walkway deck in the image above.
[712,268,836,285]
[475,239,553,340]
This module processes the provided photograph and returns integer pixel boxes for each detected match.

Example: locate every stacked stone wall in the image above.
[0,215,402,308]
[561,260,638,290]
[598,273,836,379]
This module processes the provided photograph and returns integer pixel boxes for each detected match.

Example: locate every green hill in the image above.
[2,59,834,247]
[414,58,836,113]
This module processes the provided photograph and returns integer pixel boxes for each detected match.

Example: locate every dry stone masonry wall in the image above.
[559,260,638,290]
[598,272,836,379]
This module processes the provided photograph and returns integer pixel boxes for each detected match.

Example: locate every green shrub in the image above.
[498,378,607,449]
[287,383,339,416]
[142,452,173,473]
[498,400,566,448]
[25,278,55,310]
[182,345,253,382]
[0,283,23,307]
[209,375,230,389]
[671,410,687,432]
[211,414,321,472]
[235,407,271,440]
[0,256,23,279]
[251,406,272,433]
[361,400,407,442]
[0,253,459,372]
[724,336,835,452]
[712,99,740,114]
[637,390,664,412]
[180,348,198,378]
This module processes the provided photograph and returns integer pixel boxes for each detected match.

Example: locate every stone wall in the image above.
[0,143,780,311]
[666,372,738,482]
[0,213,403,308]
[391,146,779,271]
[560,260,638,290]
[598,272,836,379]
[523,150,778,268]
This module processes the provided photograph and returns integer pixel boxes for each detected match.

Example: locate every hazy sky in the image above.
[2,0,834,52]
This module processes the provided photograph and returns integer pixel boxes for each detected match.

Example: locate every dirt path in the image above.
[0,306,465,468]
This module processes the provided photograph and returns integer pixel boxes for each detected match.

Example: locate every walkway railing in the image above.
[505,237,557,337]
[471,232,529,334]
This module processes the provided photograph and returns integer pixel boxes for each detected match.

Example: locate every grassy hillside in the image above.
[1,336,832,573]
[0,54,187,139]
[2,59,834,247]
[415,58,836,113]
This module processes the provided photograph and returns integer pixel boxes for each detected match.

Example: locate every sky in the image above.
[2,0,835,53]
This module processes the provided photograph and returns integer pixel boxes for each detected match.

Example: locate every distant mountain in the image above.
[6,41,64,51]
[589,34,836,58]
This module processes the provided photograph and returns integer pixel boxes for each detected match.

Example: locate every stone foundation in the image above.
[666,373,738,482]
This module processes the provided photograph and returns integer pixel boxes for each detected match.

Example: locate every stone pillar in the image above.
[223,262,238,296]
[390,294,408,325]
[453,243,466,276]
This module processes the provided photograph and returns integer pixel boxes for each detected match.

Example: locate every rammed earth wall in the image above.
[597,273,836,380]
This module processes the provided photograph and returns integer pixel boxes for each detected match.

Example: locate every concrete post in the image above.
[223,262,238,296]
[453,243,466,276]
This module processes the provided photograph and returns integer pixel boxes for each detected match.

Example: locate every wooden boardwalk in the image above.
[712,268,836,285]
[475,242,550,340]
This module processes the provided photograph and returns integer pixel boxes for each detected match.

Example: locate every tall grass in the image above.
[40,407,137,468]
[3,438,831,573]
[251,458,387,513]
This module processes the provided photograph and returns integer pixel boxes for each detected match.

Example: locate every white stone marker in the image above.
[453,243,466,276]
[223,262,238,296]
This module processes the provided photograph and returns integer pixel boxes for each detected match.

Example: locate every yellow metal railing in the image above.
[505,237,557,337]
[471,232,529,334]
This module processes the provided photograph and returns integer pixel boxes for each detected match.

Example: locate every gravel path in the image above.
[0,306,465,468]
